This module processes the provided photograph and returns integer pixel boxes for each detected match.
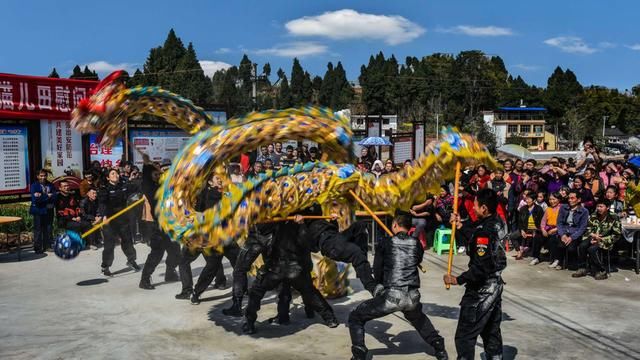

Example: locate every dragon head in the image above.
[71,70,129,147]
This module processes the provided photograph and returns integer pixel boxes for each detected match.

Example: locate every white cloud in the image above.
[215,47,231,54]
[199,60,232,77]
[543,36,597,54]
[598,42,617,49]
[254,42,328,57]
[512,64,539,71]
[285,9,424,45]
[438,25,513,37]
[80,61,137,75]
[626,44,640,51]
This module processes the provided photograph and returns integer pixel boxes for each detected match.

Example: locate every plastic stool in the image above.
[433,227,455,255]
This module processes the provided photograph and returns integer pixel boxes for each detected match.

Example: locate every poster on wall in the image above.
[414,123,425,158]
[0,126,29,194]
[129,129,191,167]
[40,119,83,178]
[393,137,413,164]
[89,134,124,169]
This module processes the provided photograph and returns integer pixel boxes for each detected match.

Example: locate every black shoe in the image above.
[139,277,155,290]
[267,315,290,325]
[190,292,201,305]
[164,269,179,282]
[213,277,227,289]
[304,306,315,319]
[432,339,449,360]
[323,317,339,328]
[127,261,141,271]
[571,268,588,278]
[242,321,256,334]
[351,345,368,360]
[222,296,243,317]
[175,289,192,300]
[101,266,112,277]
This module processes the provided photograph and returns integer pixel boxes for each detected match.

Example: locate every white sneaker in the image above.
[457,246,466,254]
[529,258,540,266]
[548,260,559,268]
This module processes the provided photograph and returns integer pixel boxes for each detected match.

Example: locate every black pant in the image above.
[32,212,54,252]
[530,234,545,259]
[321,222,376,292]
[348,288,443,350]
[180,243,239,295]
[455,281,503,360]
[556,237,580,268]
[547,234,560,261]
[231,240,266,298]
[245,263,334,324]
[577,239,606,273]
[141,222,181,278]
[101,216,136,268]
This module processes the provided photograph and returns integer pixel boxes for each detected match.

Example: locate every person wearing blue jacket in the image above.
[555,190,590,269]
[29,169,57,253]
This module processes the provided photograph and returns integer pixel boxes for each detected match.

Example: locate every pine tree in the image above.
[278,76,292,108]
[319,62,335,107]
[48,68,60,78]
[70,65,83,79]
[289,58,305,105]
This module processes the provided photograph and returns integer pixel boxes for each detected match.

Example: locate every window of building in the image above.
[534,125,543,134]
[507,125,518,133]
[382,119,390,125]
[520,125,531,133]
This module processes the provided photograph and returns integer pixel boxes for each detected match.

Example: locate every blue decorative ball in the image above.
[54,231,84,260]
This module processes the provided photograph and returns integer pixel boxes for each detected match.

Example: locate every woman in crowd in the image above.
[370,160,384,179]
[514,192,544,262]
[604,185,625,217]
[572,175,595,212]
[584,168,603,201]
[542,192,562,268]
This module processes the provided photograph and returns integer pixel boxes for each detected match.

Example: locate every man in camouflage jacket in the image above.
[572,199,621,280]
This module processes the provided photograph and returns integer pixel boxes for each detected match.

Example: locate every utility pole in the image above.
[435,113,440,140]
[602,115,609,138]
[250,63,268,111]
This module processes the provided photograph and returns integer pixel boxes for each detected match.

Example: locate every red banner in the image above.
[0,73,98,120]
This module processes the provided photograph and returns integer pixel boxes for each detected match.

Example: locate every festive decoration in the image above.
[54,231,84,260]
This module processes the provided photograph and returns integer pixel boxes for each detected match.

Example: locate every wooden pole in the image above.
[81,198,145,238]
[349,189,426,273]
[348,190,392,236]
[446,161,462,290]
[269,215,332,222]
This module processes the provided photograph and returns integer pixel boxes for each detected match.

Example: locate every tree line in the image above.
[49,29,640,147]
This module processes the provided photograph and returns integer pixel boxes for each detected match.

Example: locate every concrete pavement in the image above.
[1,243,639,360]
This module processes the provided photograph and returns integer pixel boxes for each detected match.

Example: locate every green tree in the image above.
[277,75,292,108]
[48,68,59,78]
[289,58,306,105]
[70,65,83,79]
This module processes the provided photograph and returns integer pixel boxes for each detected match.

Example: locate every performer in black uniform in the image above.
[241,214,338,334]
[444,188,507,360]
[348,214,448,360]
[175,173,239,304]
[222,223,277,316]
[98,168,140,276]
[302,213,378,295]
[138,156,181,290]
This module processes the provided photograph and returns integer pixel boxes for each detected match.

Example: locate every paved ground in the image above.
[1,244,639,360]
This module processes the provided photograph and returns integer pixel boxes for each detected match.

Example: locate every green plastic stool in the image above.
[433,228,455,255]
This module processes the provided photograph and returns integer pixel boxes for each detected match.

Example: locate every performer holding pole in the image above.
[446,162,462,290]
[443,188,508,360]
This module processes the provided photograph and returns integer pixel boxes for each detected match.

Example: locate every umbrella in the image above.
[357,137,393,146]
[497,144,534,160]
[628,156,640,169]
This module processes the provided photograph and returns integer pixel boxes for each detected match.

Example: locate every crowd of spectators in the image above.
[29,136,637,281]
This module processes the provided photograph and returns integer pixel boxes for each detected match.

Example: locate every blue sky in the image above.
[3,0,639,90]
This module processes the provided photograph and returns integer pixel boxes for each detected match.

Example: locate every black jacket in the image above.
[456,214,507,289]
[79,197,100,223]
[373,231,423,289]
[195,186,222,212]
[517,204,544,232]
[98,180,140,217]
